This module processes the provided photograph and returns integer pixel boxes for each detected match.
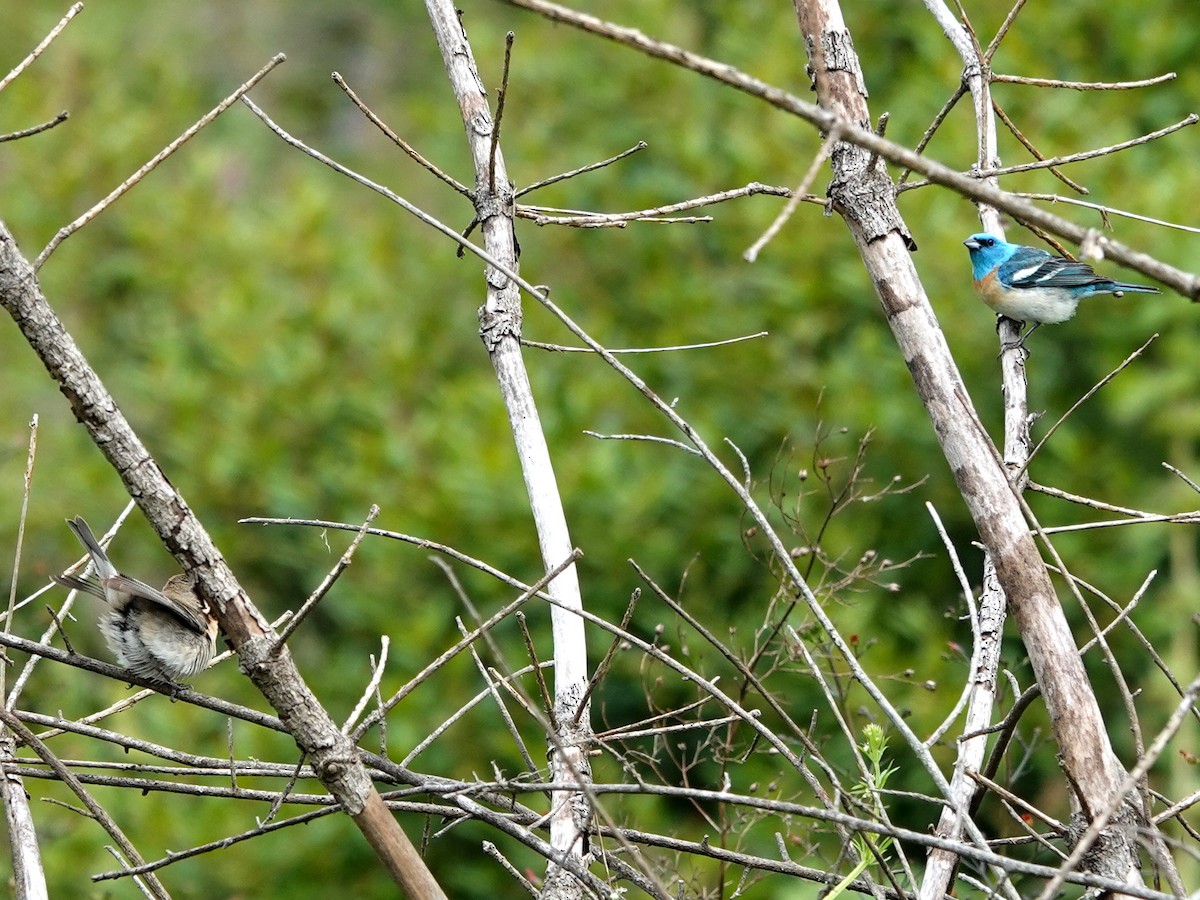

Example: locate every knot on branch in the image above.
[1067,799,1141,881]
[478,306,521,350]
[828,150,914,248]
[473,184,514,222]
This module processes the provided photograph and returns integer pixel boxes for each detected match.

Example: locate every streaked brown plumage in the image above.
[53,516,218,685]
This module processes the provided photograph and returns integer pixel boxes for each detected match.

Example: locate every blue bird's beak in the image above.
[963,237,981,250]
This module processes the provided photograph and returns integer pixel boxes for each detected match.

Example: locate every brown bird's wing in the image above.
[104,574,211,635]
[51,573,106,601]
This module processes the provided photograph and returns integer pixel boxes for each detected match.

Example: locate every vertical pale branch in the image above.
[422,3,592,894]
[918,3,1013,894]
[0,417,47,900]
[0,729,47,900]
[790,0,1142,891]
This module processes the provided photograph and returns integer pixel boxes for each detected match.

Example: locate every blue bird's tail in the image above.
[1107,281,1160,295]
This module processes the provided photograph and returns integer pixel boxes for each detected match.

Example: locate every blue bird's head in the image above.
[962,233,1013,281]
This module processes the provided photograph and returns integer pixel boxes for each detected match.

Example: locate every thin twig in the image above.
[1017,193,1200,235]
[341,637,390,734]
[1018,334,1156,480]
[897,82,966,185]
[401,657,546,770]
[922,502,983,748]
[489,32,515,192]
[1163,462,1200,493]
[260,754,307,827]
[521,181,788,227]
[1037,512,1200,535]
[0,2,83,93]
[350,549,582,741]
[581,431,702,456]
[521,330,767,354]
[3,416,38,696]
[1076,570,1155,655]
[967,770,1067,834]
[0,111,69,143]
[483,841,539,897]
[573,588,640,728]
[981,0,1028,64]
[272,504,379,652]
[992,72,1177,90]
[93,801,345,883]
[331,71,470,195]
[745,127,840,261]
[460,625,540,775]
[973,115,1198,179]
[515,612,555,728]
[991,98,1086,194]
[241,516,551,595]
[516,141,647,197]
[36,53,287,268]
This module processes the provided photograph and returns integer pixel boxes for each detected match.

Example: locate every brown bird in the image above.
[53,516,218,686]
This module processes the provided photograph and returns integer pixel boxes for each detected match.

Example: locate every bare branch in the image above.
[522,330,768,354]
[1017,193,1200,234]
[341,637,390,735]
[0,2,83,93]
[3,415,39,699]
[36,53,287,268]
[520,181,789,228]
[489,31,516,192]
[332,72,470,195]
[972,115,1199,180]
[582,431,702,456]
[745,127,840,261]
[1020,334,1157,479]
[517,141,647,197]
[0,111,69,144]
[992,72,1177,90]
[980,0,1029,64]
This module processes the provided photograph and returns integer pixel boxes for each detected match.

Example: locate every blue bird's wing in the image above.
[999,247,1106,290]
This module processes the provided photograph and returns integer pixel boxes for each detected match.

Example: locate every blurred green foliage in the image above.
[0,0,1197,896]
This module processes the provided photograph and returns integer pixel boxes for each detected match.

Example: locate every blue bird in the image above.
[963,233,1159,341]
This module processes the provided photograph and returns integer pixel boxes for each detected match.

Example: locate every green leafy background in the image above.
[1,1,1197,896]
